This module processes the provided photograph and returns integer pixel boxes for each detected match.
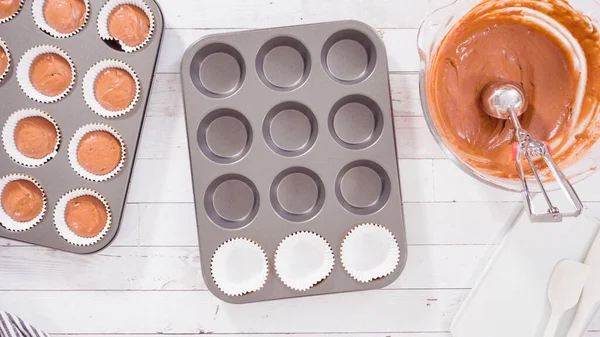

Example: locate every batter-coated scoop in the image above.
[481,81,583,222]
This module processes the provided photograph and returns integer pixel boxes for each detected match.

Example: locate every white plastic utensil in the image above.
[450,203,599,337]
[543,260,590,337]
[566,227,600,337]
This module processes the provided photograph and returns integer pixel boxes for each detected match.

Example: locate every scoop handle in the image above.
[512,119,583,222]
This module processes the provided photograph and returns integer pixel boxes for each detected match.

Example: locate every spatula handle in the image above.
[566,227,600,337]
[543,311,562,337]
[567,278,600,337]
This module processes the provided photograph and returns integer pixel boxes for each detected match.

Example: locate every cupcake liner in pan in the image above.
[97,0,155,53]
[32,0,90,38]
[0,0,24,24]
[16,44,76,103]
[274,231,335,292]
[181,21,407,303]
[0,0,164,254]
[0,173,47,232]
[341,223,401,283]
[211,238,269,297]
[82,59,140,118]
[53,188,112,246]
[67,123,127,182]
[2,108,61,167]
[0,37,11,82]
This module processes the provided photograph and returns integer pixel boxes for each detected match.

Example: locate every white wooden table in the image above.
[2,0,600,336]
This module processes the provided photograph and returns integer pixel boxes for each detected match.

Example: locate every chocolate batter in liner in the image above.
[82,59,140,118]
[16,44,76,103]
[425,0,600,179]
[67,123,127,182]
[0,0,24,24]
[0,37,11,82]
[32,0,90,38]
[96,0,155,53]
[2,108,61,167]
[53,188,111,246]
[0,173,47,232]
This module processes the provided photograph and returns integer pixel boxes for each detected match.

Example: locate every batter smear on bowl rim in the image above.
[426,0,600,178]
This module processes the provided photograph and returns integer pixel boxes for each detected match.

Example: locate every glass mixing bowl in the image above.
[417,0,600,192]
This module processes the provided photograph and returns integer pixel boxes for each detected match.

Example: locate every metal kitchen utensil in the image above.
[419,0,600,196]
[0,0,164,253]
[543,260,590,337]
[481,82,583,222]
[180,20,407,303]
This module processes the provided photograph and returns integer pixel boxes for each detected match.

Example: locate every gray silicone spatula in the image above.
[543,260,591,337]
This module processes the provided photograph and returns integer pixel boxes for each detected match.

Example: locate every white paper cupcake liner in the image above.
[0,38,11,82]
[82,59,140,118]
[2,109,61,167]
[16,45,76,103]
[0,0,24,24]
[274,231,334,291]
[32,0,90,38]
[211,238,269,296]
[53,188,111,246]
[67,123,126,182]
[0,173,47,232]
[340,223,400,283]
[97,0,155,53]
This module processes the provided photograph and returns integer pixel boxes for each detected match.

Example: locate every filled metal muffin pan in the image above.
[0,0,164,253]
[181,20,407,303]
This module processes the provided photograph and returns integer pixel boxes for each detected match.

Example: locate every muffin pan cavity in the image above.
[270,167,325,222]
[256,36,310,91]
[329,94,384,149]
[0,0,164,253]
[336,160,391,215]
[198,109,252,164]
[189,43,245,98]
[263,102,317,157]
[204,174,259,229]
[181,20,406,303]
[322,29,377,84]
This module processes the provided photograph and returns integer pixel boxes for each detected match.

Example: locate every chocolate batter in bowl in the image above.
[419,0,600,193]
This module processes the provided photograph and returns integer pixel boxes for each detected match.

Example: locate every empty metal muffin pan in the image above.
[181,20,407,303]
[0,0,164,253]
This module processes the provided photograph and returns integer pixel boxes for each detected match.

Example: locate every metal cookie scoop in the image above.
[481,81,583,222]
